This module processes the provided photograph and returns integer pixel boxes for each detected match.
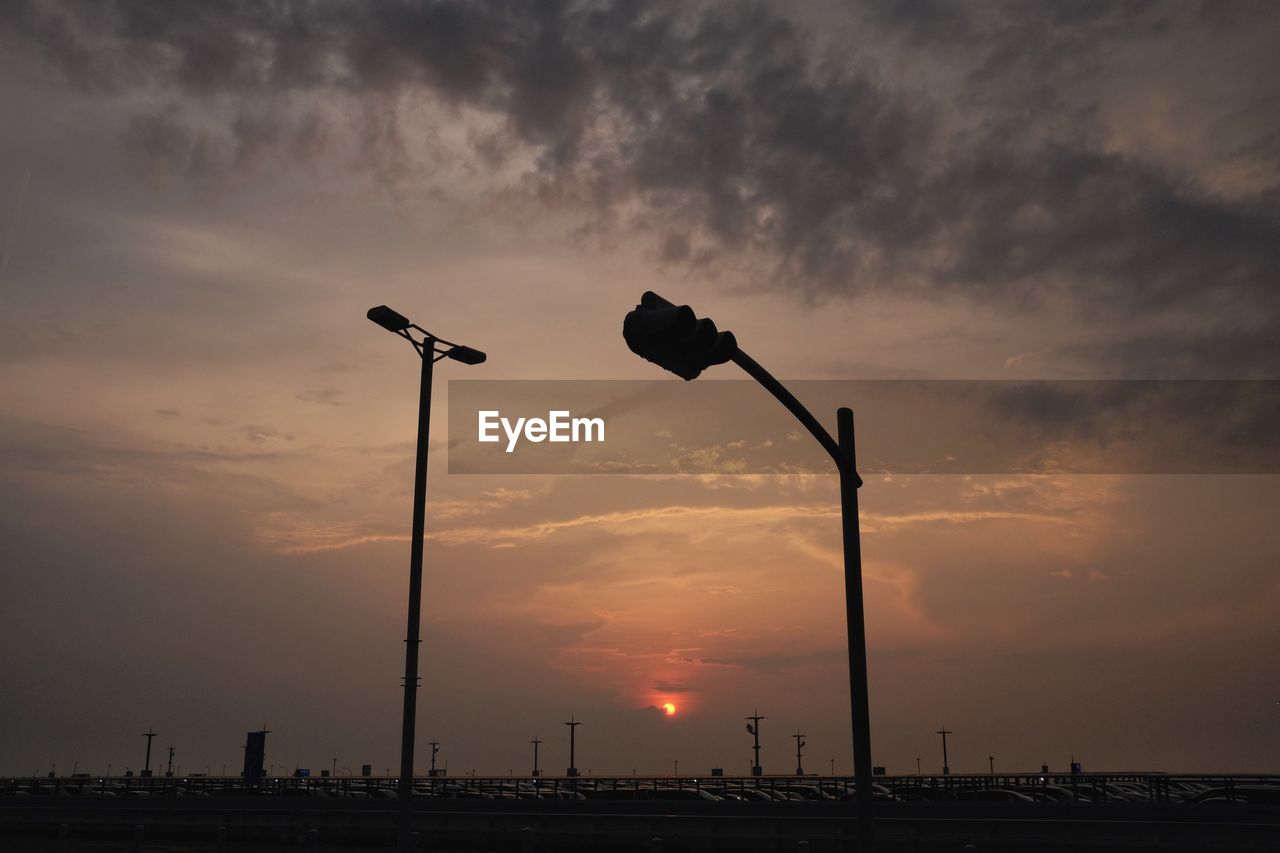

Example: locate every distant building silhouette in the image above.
[243,731,268,783]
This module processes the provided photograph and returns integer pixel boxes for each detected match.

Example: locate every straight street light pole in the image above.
[565,717,582,777]
[745,711,765,777]
[141,729,157,778]
[367,305,486,853]
[623,292,875,851]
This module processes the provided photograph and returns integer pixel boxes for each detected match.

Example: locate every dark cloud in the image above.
[1058,328,1280,379]
[3,0,1278,373]
[925,147,1280,313]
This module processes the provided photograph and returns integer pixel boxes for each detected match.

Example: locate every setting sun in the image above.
[662,703,677,716]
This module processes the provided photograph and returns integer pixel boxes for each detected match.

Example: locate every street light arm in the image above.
[730,349,852,475]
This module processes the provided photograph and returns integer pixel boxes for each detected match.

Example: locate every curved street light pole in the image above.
[367,306,485,853]
[622,293,874,852]
[731,350,872,851]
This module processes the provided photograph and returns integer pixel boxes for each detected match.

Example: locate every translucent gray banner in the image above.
[446,380,1279,475]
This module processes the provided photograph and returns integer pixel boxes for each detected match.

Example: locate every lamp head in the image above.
[367,305,411,332]
[446,344,487,365]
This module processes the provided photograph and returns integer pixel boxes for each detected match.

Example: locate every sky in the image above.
[1,0,1278,778]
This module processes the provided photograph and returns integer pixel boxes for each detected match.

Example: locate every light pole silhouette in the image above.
[367,304,486,853]
[745,710,765,776]
[141,729,157,778]
[531,738,541,777]
[793,732,807,776]
[429,741,440,777]
[989,755,995,775]
[937,727,952,776]
[166,746,175,777]
[564,716,582,777]
[624,292,874,851]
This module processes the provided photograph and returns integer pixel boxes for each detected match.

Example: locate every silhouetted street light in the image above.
[564,716,582,777]
[624,292,874,851]
[937,727,952,776]
[367,304,486,852]
[531,738,542,777]
[793,731,807,776]
[745,710,766,777]
[141,729,157,778]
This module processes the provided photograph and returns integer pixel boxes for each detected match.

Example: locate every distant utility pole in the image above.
[916,757,921,776]
[166,746,176,777]
[564,716,582,777]
[429,740,440,777]
[141,729,157,778]
[936,727,952,776]
[989,755,995,774]
[793,732,807,776]
[745,710,766,776]
[830,758,835,776]
[531,738,542,777]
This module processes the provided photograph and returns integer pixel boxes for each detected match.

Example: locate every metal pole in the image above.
[398,347,435,852]
[838,407,874,853]
[531,738,541,777]
[141,730,156,778]
[565,717,581,776]
[936,727,951,776]
[726,351,873,851]
[746,711,765,776]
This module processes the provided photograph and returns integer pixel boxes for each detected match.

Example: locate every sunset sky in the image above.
[1,1,1278,778]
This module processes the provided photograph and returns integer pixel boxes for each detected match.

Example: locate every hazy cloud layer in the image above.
[3,0,1278,373]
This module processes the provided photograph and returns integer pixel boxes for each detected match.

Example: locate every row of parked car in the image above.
[5,777,1278,806]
